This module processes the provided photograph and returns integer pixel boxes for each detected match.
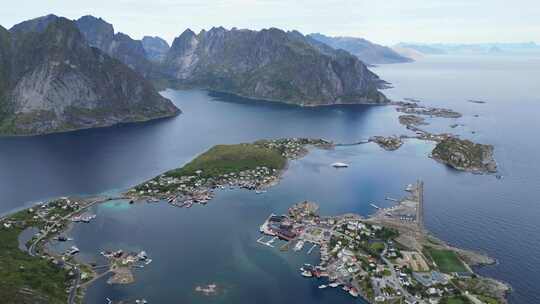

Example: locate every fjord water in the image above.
[1,55,539,303]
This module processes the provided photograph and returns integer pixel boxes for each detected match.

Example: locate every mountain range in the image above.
[308,33,413,64]
[159,27,387,106]
[0,14,391,135]
[0,15,179,135]
[395,42,540,55]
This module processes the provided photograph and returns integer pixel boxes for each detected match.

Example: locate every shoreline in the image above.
[259,182,510,304]
[0,139,508,303]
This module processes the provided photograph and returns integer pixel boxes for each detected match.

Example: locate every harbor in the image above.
[256,181,504,304]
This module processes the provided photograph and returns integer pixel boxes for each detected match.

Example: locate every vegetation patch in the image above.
[431,137,497,173]
[424,247,468,273]
[440,295,471,304]
[166,143,286,179]
[0,223,68,303]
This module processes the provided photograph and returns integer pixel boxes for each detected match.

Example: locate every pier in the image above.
[335,139,370,146]
[417,180,424,230]
[370,203,381,209]
[257,236,276,248]
[307,243,318,255]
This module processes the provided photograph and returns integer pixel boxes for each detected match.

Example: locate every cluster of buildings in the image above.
[100,249,152,267]
[259,197,476,304]
[130,165,279,208]
[258,138,333,159]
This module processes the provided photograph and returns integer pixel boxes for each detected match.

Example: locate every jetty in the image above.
[307,243,318,255]
[257,236,276,247]
[370,203,381,209]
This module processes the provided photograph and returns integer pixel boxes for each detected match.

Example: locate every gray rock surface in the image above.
[0,17,179,135]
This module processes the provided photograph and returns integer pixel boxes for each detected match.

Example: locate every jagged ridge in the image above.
[0,16,179,135]
[161,27,387,106]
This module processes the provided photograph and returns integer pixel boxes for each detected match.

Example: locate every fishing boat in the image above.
[331,162,349,168]
[301,270,313,277]
[293,240,305,251]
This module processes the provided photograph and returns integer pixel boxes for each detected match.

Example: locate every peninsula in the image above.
[0,143,506,304]
[258,181,509,304]
[126,138,333,207]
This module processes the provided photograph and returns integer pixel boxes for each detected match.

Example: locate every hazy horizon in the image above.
[3,0,539,46]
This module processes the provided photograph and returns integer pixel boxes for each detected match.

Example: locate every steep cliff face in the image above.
[142,36,170,62]
[308,33,412,64]
[0,25,11,121]
[0,18,179,135]
[75,15,154,77]
[162,27,387,106]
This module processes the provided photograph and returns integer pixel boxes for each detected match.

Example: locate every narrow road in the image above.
[24,196,126,303]
[381,244,412,300]
[67,266,81,304]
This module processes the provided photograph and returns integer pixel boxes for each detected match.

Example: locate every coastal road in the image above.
[28,197,123,256]
[381,244,412,300]
[67,265,81,304]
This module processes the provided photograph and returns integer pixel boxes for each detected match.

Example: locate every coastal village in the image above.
[126,138,333,208]
[258,181,508,304]
[0,126,501,304]
[0,195,157,304]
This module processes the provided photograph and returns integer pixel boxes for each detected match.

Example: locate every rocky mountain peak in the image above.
[9,14,59,34]
[0,16,179,135]
[162,27,387,105]
[142,36,170,62]
[75,15,114,50]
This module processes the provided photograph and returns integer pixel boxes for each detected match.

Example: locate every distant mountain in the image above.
[395,43,447,55]
[391,46,425,60]
[75,15,155,77]
[162,27,387,106]
[396,42,540,55]
[308,33,412,64]
[0,16,179,135]
[142,36,170,62]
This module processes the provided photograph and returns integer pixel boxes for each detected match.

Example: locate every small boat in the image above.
[301,270,313,277]
[293,240,305,251]
[67,246,80,256]
[318,284,327,289]
[349,288,359,297]
[331,162,349,168]
[329,282,339,288]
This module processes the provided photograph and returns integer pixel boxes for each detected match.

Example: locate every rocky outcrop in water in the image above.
[161,27,388,106]
[431,138,497,173]
[0,17,179,135]
[309,33,413,64]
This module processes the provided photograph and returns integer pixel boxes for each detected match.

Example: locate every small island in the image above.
[399,114,428,128]
[370,136,404,151]
[126,138,333,207]
[394,102,462,119]
[431,138,497,174]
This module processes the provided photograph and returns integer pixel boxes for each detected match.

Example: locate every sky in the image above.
[2,0,539,45]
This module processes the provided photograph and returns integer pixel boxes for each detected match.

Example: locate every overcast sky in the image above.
[2,0,539,45]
